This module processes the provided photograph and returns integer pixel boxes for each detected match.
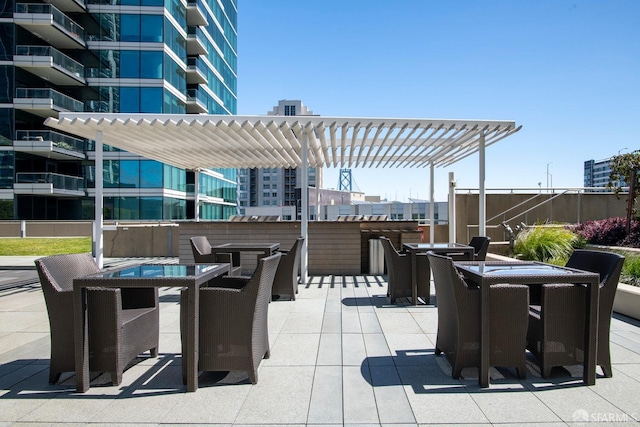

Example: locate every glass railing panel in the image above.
[84,100,111,113]
[187,56,208,76]
[187,88,208,106]
[16,3,85,41]
[15,172,84,191]
[15,130,86,153]
[187,26,206,44]
[16,45,84,78]
[15,88,84,112]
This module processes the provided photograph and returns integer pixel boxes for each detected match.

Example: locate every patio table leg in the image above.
[74,286,90,392]
[183,284,200,392]
[584,278,599,385]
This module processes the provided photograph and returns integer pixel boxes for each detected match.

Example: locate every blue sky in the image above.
[235,0,639,201]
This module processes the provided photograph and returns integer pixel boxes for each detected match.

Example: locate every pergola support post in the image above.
[194,170,200,222]
[94,131,104,268]
[429,163,435,243]
[448,171,456,242]
[479,133,486,236]
[300,132,309,283]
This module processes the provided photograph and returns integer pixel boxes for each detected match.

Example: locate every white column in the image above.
[479,133,486,236]
[448,171,456,242]
[300,132,309,283]
[94,131,104,268]
[429,163,435,243]
[194,169,200,221]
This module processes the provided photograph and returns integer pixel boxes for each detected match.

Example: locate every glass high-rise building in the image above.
[0,0,238,220]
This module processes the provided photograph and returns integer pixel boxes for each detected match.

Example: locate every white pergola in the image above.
[45,113,521,278]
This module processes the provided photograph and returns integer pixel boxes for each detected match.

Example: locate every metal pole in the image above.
[429,163,435,243]
[300,132,309,284]
[94,131,104,268]
[194,169,200,221]
[478,133,486,236]
[448,171,456,242]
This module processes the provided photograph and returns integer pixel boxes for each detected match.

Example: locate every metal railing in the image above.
[15,172,84,191]
[458,187,631,242]
[15,45,84,78]
[15,3,85,41]
[15,88,84,112]
[15,130,86,153]
[187,56,208,78]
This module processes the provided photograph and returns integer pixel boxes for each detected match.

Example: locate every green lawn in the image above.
[0,237,92,256]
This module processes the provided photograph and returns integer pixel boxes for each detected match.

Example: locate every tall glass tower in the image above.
[0,0,238,220]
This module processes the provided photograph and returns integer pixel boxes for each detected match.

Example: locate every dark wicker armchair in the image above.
[272,237,304,300]
[190,236,241,276]
[36,253,159,385]
[180,252,281,384]
[380,237,430,304]
[428,252,529,379]
[469,236,491,261]
[527,249,625,378]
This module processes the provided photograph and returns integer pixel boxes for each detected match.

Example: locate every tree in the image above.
[608,150,640,234]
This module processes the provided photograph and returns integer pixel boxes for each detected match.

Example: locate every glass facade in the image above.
[3,0,238,220]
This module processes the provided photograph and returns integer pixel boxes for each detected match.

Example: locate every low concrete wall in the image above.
[0,221,93,237]
[104,223,179,257]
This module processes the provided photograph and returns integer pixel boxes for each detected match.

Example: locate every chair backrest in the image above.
[379,237,400,277]
[35,253,100,294]
[565,249,625,308]
[427,252,464,340]
[190,236,212,261]
[287,237,304,273]
[469,236,491,261]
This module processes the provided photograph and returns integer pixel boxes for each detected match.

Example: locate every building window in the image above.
[284,105,296,116]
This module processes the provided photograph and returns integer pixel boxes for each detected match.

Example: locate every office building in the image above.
[0,0,238,220]
[584,157,626,189]
[237,100,323,218]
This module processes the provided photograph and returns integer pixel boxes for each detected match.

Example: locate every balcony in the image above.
[46,0,86,13]
[186,0,208,26]
[14,3,86,49]
[13,130,86,160]
[186,56,208,85]
[186,26,207,55]
[186,87,208,114]
[13,172,85,196]
[14,45,85,86]
[14,88,84,118]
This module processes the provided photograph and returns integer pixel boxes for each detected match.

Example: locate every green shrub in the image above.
[621,256,640,287]
[513,226,583,263]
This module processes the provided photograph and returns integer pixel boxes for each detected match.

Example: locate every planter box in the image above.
[614,283,640,320]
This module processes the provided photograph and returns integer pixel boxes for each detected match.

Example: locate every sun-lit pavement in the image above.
[1,258,640,426]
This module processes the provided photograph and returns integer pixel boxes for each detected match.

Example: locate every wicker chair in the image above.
[180,252,281,384]
[190,236,241,276]
[428,252,529,379]
[272,237,304,300]
[36,253,159,385]
[527,249,625,378]
[380,237,430,304]
[469,236,491,261]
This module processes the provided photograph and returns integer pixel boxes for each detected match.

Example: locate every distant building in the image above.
[584,158,626,189]
[237,100,323,216]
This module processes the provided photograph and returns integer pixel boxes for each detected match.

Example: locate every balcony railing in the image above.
[15,172,84,192]
[15,3,85,40]
[15,45,84,79]
[15,130,86,153]
[15,88,84,112]
[84,100,112,113]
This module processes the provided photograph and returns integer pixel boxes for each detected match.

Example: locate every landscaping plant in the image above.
[513,225,583,264]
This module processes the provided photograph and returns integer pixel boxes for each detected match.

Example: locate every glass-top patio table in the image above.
[73,263,229,392]
[402,243,475,305]
[454,260,600,388]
